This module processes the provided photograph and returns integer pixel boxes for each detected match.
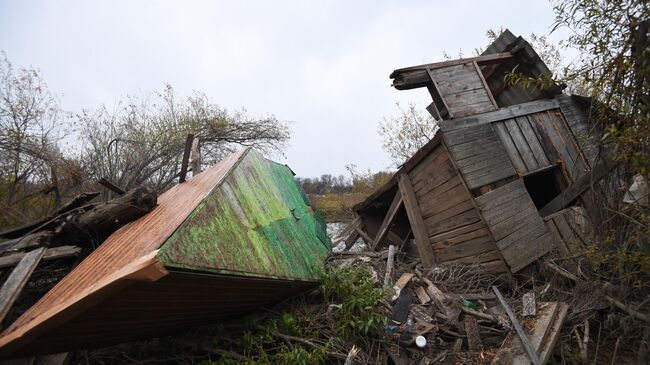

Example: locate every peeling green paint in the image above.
[157,149,331,282]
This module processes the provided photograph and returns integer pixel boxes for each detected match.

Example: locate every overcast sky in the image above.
[0,0,568,177]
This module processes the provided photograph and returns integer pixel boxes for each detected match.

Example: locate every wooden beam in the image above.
[473,60,499,108]
[393,52,513,74]
[97,178,125,195]
[539,157,618,216]
[0,248,45,324]
[398,174,435,267]
[179,134,194,183]
[354,226,374,245]
[439,98,560,132]
[426,69,453,119]
[370,193,403,250]
[0,246,81,269]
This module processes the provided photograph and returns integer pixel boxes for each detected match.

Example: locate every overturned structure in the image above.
[0,148,331,358]
[348,30,605,274]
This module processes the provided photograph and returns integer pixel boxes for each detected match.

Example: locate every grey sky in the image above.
[0,0,567,177]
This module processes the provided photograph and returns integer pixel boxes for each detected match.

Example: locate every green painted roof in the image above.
[156,149,331,281]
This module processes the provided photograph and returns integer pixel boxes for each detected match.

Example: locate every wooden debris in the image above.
[384,245,396,286]
[0,232,53,254]
[97,178,125,195]
[0,248,46,323]
[522,292,536,317]
[492,286,541,365]
[422,277,462,326]
[0,192,99,240]
[462,316,482,351]
[414,286,431,304]
[492,302,569,365]
[370,192,403,249]
[393,272,414,292]
[0,246,81,269]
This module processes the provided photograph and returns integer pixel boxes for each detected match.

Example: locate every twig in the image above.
[344,345,360,365]
[272,331,348,360]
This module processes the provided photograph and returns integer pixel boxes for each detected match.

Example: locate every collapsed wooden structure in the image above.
[0,148,331,358]
[344,30,605,274]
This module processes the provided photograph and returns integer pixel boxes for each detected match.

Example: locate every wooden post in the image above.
[384,245,396,286]
[191,137,201,176]
[179,134,194,183]
[398,174,435,267]
[0,248,46,323]
[370,192,403,250]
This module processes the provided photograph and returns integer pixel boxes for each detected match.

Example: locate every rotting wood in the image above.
[539,157,618,216]
[370,192,404,250]
[415,286,431,304]
[384,245,396,286]
[0,192,100,240]
[463,316,482,351]
[493,285,541,365]
[0,246,81,269]
[179,134,194,183]
[398,174,435,267]
[97,178,125,195]
[354,226,374,246]
[421,277,461,326]
[0,248,46,324]
[57,185,157,243]
[393,272,414,291]
[0,232,53,254]
[439,98,560,132]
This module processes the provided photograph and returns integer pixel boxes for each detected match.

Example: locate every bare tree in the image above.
[79,84,291,192]
[378,103,439,167]
[0,53,70,227]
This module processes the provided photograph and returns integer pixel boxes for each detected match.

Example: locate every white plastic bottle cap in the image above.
[415,335,427,348]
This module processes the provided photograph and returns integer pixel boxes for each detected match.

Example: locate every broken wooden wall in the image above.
[407,142,507,272]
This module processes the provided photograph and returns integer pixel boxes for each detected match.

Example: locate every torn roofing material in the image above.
[0,148,331,358]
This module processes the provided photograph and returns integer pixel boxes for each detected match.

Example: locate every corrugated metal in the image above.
[157,149,331,281]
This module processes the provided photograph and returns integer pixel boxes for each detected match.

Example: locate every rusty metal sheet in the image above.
[157,149,331,281]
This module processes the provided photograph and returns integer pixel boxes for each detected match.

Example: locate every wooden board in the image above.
[0,248,46,323]
[398,175,435,267]
[543,206,594,256]
[428,63,496,118]
[443,123,516,189]
[476,180,552,272]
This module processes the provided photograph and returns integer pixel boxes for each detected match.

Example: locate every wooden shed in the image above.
[0,148,331,358]
[350,30,603,274]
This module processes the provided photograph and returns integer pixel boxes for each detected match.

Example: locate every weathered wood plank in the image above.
[501,232,552,272]
[415,174,462,202]
[539,157,618,216]
[429,221,485,242]
[0,248,46,323]
[426,208,482,236]
[439,99,560,132]
[424,199,476,234]
[436,235,494,262]
[370,193,404,250]
[517,116,551,166]
[505,117,539,171]
[474,60,499,108]
[493,122,527,173]
[0,246,81,269]
[419,184,471,218]
[398,175,435,267]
